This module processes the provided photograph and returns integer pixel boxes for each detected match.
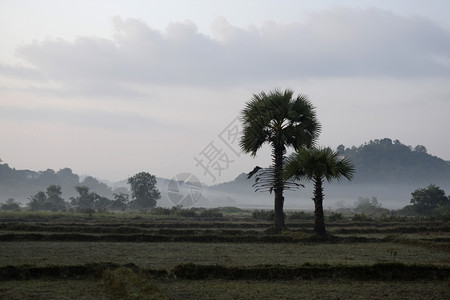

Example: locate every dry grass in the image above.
[1,278,448,299]
[0,241,449,270]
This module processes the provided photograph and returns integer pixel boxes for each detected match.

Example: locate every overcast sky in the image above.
[1,0,449,184]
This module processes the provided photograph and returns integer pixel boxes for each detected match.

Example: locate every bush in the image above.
[327,212,343,222]
[198,209,223,218]
[287,211,314,220]
[1,199,20,211]
[352,214,374,222]
[102,267,169,299]
[77,208,96,215]
[252,209,274,221]
[410,184,449,216]
[172,207,197,217]
[151,207,172,215]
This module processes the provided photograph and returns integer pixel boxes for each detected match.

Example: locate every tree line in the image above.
[1,172,160,213]
[0,164,127,202]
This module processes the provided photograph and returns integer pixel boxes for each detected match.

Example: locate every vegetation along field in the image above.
[0,210,449,299]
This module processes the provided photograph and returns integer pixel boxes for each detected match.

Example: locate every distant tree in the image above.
[46,185,66,211]
[414,145,427,154]
[37,169,58,186]
[128,172,160,209]
[110,193,129,211]
[410,184,449,215]
[285,147,355,236]
[240,88,320,231]
[28,185,66,211]
[70,186,97,211]
[93,195,113,212]
[1,198,20,211]
[28,191,47,211]
[354,197,389,216]
[336,144,346,155]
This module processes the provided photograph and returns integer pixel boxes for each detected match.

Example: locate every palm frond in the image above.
[284,147,355,184]
[250,166,303,193]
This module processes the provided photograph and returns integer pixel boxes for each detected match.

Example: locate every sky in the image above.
[1,0,449,185]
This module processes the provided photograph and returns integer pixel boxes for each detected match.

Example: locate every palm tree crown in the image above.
[285,147,354,184]
[240,89,320,156]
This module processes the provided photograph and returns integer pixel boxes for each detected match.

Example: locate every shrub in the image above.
[198,209,223,218]
[151,207,172,215]
[172,207,197,217]
[1,199,20,211]
[102,267,169,300]
[352,213,374,222]
[252,209,274,221]
[327,212,343,222]
[287,211,314,220]
[77,208,96,215]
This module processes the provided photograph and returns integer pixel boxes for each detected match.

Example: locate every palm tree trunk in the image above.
[313,177,326,236]
[273,144,285,231]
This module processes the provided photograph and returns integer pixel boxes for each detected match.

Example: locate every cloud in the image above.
[6,7,450,97]
[0,63,45,81]
[0,105,164,132]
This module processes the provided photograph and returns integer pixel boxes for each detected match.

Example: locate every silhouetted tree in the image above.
[110,193,129,211]
[28,191,47,211]
[285,147,354,236]
[70,186,96,211]
[240,88,320,231]
[45,185,66,211]
[128,172,160,209]
[410,184,449,215]
[28,185,66,211]
[1,198,20,211]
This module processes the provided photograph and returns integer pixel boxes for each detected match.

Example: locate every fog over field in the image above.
[153,175,449,211]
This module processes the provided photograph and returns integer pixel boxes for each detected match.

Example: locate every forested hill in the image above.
[337,138,450,185]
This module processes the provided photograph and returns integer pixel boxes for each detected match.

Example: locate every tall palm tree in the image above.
[285,147,355,236]
[240,89,320,231]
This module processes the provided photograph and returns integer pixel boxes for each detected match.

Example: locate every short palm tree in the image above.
[240,88,320,230]
[285,147,355,236]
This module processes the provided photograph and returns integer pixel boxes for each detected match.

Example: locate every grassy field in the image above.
[0,210,449,299]
[0,241,448,269]
[1,279,448,299]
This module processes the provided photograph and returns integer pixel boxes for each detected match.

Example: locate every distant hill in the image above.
[2,138,449,209]
[337,138,450,186]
